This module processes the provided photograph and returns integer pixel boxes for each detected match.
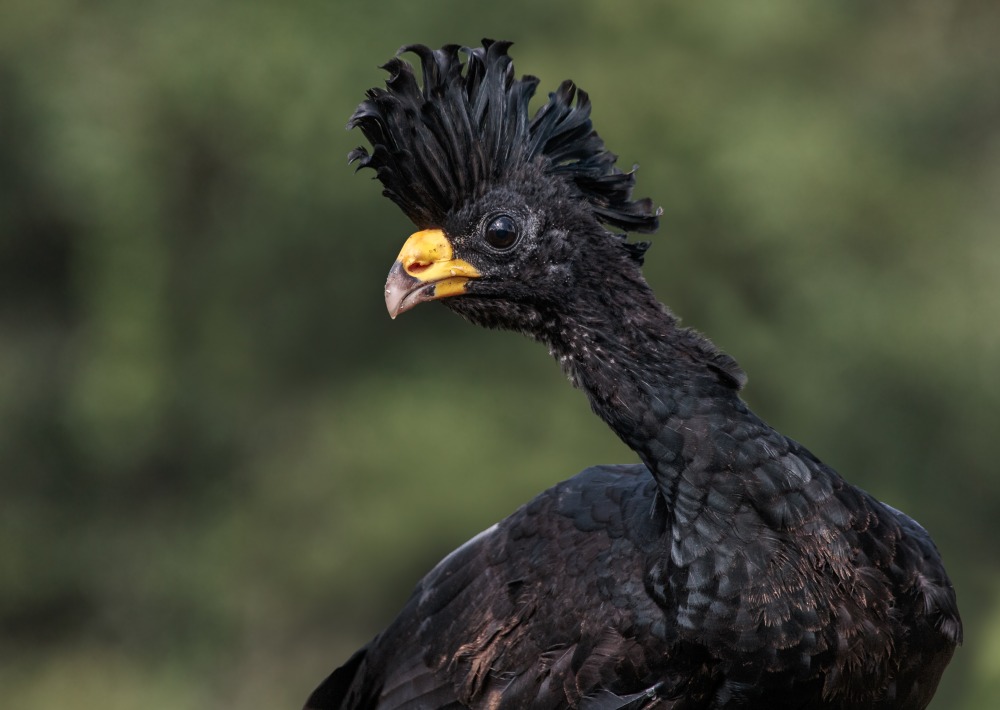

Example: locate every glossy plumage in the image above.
[308,40,961,709]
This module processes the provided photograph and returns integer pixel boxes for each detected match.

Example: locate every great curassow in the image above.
[306,40,961,709]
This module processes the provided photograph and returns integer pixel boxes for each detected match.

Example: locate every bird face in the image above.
[383,175,599,334]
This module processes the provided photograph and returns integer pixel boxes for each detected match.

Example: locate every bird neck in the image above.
[543,275,749,505]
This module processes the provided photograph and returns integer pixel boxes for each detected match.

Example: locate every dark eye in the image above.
[484,214,518,250]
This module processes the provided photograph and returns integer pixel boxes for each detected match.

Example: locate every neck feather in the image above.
[541,276,748,503]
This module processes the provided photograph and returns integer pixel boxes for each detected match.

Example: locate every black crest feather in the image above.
[348,39,661,234]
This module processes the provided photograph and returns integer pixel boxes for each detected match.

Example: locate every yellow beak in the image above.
[384,229,481,318]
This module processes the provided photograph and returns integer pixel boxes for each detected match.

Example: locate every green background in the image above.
[2,1,997,707]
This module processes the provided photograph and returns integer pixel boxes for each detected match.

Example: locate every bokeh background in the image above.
[3,1,998,707]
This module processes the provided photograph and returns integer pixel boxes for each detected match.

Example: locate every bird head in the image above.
[349,39,661,335]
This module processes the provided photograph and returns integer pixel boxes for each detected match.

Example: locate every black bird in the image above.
[307,40,961,709]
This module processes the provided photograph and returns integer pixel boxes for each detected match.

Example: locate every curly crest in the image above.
[348,39,660,234]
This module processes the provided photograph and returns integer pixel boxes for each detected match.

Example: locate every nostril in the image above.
[406,260,431,275]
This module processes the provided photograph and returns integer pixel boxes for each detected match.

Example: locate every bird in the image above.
[306,39,962,709]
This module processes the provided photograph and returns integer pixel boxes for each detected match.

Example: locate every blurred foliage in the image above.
[1,1,998,707]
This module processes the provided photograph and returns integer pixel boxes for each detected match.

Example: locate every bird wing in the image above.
[305,464,690,710]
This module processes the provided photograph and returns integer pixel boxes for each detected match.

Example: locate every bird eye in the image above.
[484,215,519,250]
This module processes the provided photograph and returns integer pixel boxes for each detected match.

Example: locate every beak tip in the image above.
[384,261,411,319]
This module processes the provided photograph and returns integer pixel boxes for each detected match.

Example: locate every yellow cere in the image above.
[396,229,481,283]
